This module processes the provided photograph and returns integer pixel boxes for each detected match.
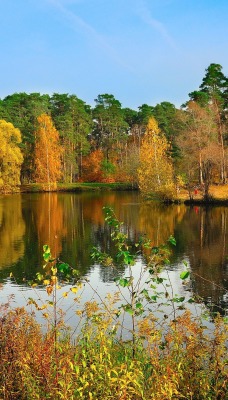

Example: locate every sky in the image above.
[0,0,227,110]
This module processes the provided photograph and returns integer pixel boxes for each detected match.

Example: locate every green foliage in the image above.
[101,159,116,176]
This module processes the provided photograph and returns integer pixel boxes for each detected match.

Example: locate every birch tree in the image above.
[138,117,175,199]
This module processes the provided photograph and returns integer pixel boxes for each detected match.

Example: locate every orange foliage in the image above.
[32,193,66,258]
[81,149,104,182]
[34,114,62,187]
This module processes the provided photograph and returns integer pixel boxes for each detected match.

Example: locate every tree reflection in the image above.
[174,206,228,313]
[0,195,25,271]
[0,192,227,314]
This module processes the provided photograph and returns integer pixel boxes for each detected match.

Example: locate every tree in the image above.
[178,101,218,187]
[152,101,182,160]
[0,120,23,192]
[81,149,104,182]
[189,63,228,183]
[138,117,175,199]
[1,93,50,182]
[34,114,62,190]
[92,94,129,161]
[50,94,92,182]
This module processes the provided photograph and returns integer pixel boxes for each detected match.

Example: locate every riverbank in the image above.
[11,183,228,205]
[176,185,228,205]
[20,182,135,193]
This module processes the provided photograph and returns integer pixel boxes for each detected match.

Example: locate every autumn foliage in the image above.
[81,149,104,182]
[34,114,62,189]
[0,120,23,192]
[138,117,175,199]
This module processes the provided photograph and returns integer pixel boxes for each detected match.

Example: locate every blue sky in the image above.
[1,0,227,109]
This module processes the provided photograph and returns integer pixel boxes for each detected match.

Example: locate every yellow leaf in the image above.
[70,286,78,293]
[51,276,58,284]
[38,304,47,310]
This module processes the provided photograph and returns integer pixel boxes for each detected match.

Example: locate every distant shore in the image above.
[4,183,228,205]
[20,182,136,193]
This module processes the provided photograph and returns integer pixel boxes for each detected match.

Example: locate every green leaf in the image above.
[124,304,134,315]
[43,244,50,253]
[118,278,130,287]
[168,236,176,246]
[58,263,70,274]
[36,273,43,281]
[141,289,149,298]
[72,269,79,276]
[172,296,185,303]
[155,277,164,284]
[43,253,51,262]
[180,271,190,280]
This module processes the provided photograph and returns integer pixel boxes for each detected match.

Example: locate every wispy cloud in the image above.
[45,0,135,71]
[137,0,178,50]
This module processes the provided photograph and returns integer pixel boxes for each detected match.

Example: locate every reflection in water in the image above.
[174,206,228,313]
[0,195,25,269]
[32,193,67,258]
[0,192,227,313]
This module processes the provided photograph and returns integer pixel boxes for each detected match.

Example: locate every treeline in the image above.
[0,63,227,196]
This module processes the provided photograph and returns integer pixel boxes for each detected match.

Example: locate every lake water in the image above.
[0,191,227,330]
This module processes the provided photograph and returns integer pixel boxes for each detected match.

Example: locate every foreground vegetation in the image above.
[1,306,227,399]
[0,208,227,399]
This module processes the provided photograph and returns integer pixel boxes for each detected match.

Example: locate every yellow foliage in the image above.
[0,195,25,269]
[0,119,23,192]
[138,117,175,199]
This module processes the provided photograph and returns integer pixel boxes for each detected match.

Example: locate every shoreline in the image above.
[2,183,228,205]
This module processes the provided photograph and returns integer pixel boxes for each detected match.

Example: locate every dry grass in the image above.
[176,184,228,202]
[210,184,228,199]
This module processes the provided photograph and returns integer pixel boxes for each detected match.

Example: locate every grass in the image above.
[175,184,228,203]
[20,182,134,193]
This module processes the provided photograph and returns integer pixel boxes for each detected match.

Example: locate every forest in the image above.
[0,63,227,199]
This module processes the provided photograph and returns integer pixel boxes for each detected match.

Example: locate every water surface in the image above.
[0,191,227,316]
